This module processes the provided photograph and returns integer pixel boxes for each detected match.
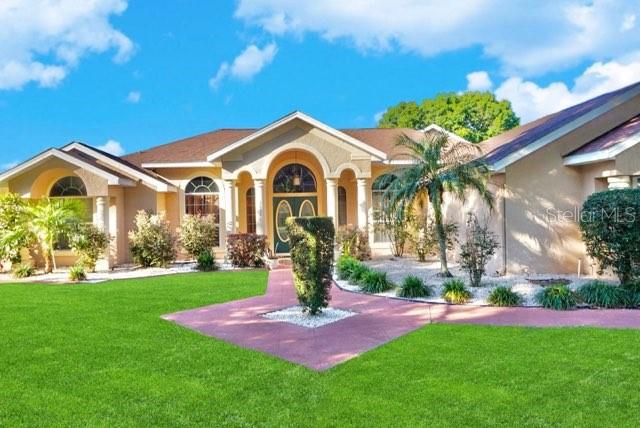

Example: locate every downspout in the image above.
[501,182,507,276]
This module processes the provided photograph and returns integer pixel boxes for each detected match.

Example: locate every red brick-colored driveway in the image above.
[163,269,640,370]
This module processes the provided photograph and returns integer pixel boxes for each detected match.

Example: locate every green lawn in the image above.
[1,272,639,427]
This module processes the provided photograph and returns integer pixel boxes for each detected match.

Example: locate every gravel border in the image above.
[262,305,357,328]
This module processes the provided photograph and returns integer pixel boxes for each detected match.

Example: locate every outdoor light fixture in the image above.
[292,152,301,186]
[293,173,301,187]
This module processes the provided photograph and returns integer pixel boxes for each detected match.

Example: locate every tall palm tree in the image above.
[384,133,494,276]
[29,198,84,273]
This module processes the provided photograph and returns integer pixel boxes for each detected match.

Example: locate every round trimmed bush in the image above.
[487,286,522,307]
[397,275,432,298]
[442,279,472,304]
[536,284,577,310]
[578,281,627,308]
[360,270,394,293]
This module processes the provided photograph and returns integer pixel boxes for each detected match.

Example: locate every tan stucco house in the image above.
[1,82,640,274]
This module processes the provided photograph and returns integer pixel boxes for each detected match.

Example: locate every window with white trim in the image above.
[185,176,220,246]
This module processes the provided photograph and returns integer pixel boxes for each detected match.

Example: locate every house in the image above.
[1,82,639,274]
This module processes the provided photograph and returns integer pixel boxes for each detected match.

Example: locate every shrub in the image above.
[375,203,411,257]
[12,263,35,279]
[336,255,360,280]
[579,189,640,284]
[349,263,372,284]
[226,233,267,267]
[442,279,472,304]
[408,215,457,262]
[536,284,577,310]
[196,250,219,272]
[459,214,499,287]
[128,211,177,268]
[68,264,87,282]
[360,270,394,293]
[69,224,110,272]
[0,193,34,265]
[336,227,371,260]
[286,217,335,315]
[397,275,432,298]
[577,281,629,308]
[179,215,218,259]
[487,286,522,307]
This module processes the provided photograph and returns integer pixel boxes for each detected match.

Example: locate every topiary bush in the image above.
[179,215,218,260]
[442,279,472,304]
[226,233,267,268]
[397,275,432,298]
[68,264,87,282]
[128,211,177,268]
[286,217,335,315]
[360,270,394,293]
[12,263,35,279]
[578,281,628,309]
[196,250,219,272]
[536,284,577,310]
[579,189,640,284]
[459,213,499,287]
[336,255,360,280]
[69,223,110,272]
[487,286,522,307]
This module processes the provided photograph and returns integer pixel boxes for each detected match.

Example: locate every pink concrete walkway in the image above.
[163,269,640,370]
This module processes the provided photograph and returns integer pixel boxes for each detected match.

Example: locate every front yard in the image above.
[1,271,639,427]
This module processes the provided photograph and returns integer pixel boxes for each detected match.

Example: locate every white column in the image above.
[326,178,338,227]
[224,179,236,234]
[356,178,368,230]
[607,176,632,189]
[95,196,107,231]
[254,179,265,235]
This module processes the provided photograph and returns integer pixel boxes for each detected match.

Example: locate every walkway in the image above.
[163,269,640,370]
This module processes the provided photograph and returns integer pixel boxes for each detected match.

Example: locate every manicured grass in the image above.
[1,271,639,427]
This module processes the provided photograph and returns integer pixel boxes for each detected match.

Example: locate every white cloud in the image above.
[96,139,125,156]
[373,110,385,123]
[235,0,640,75]
[209,43,278,89]
[1,160,19,171]
[466,71,493,91]
[0,0,134,90]
[126,91,141,103]
[495,53,640,123]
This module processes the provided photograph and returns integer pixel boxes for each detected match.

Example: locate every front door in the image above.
[273,196,317,254]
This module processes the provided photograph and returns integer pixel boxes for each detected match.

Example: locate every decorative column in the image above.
[254,179,265,235]
[326,178,338,227]
[356,178,368,230]
[95,196,107,231]
[224,179,236,234]
[607,176,632,189]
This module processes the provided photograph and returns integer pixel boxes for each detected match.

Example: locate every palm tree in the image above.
[383,133,494,276]
[29,198,84,273]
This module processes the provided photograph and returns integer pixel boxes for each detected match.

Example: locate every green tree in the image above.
[29,198,84,273]
[0,193,34,265]
[378,92,520,143]
[383,133,494,276]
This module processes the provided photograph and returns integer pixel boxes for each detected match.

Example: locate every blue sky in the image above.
[2,0,640,169]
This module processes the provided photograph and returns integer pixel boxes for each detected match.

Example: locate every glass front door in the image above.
[273,196,317,254]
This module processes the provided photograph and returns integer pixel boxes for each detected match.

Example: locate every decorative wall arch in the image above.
[331,162,368,179]
[258,142,331,180]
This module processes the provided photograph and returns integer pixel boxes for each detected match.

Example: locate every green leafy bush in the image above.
[12,263,35,279]
[579,189,640,284]
[336,226,371,260]
[459,214,499,287]
[128,211,177,268]
[397,275,432,298]
[336,255,360,280]
[408,215,457,262]
[196,250,219,272]
[442,279,472,304]
[286,217,335,315]
[69,223,110,272]
[349,263,371,284]
[360,270,394,293]
[578,281,629,308]
[68,264,87,282]
[226,233,267,268]
[536,284,577,310]
[487,286,522,307]
[179,215,218,259]
[0,193,34,265]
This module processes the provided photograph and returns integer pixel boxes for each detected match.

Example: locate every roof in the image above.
[566,115,640,156]
[480,80,640,170]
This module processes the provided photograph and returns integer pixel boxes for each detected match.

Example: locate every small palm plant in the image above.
[382,133,494,276]
[29,198,84,273]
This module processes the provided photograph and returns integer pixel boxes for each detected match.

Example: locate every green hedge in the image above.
[286,217,335,315]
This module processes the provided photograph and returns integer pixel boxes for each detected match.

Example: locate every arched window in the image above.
[338,186,347,226]
[246,188,256,234]
[273,163,316,193]
[50,176,87,197]
[372,174,396,243]
[185,176,220,246]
